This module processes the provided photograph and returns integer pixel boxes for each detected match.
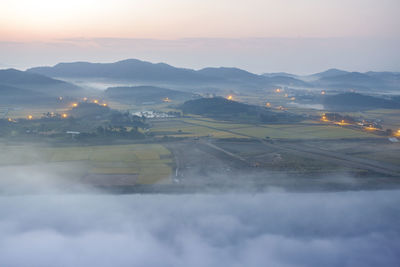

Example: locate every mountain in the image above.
[268,76,310,87]
[323,92,400,111]
[0,69,81,96]
[28,59,210,83]
[315,72,386,90]
[197,67,262,82]
[262,72,299,78]
[309,68,349,79]
[0,83,51,104]
[28,59,310,89]
[105,86,197,104]
[180,97,302,123]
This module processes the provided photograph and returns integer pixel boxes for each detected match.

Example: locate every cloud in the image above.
[0,190,399,267]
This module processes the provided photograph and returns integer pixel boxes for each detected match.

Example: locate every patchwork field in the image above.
[149,116,378,140]
[0,144,173,185]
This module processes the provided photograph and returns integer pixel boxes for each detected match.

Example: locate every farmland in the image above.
[0,144,173,185]
[149,116,378,140]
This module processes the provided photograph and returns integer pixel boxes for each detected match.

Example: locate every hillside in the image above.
[323,92,400,110]
[29,59,212,83]
[0,69,81,96]
[0,83,52,104]
[181,97,302,123]
[105,86,196,104]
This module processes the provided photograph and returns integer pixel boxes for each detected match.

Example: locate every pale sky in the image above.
[1,0,399,41]
[0,0,399,73]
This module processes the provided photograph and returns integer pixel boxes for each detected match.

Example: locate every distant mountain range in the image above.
[1,59,399,107]
[268,68,400,91]
[28,59,311,90]
[28,60,400,92]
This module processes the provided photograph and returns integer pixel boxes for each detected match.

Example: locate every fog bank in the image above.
[0,191,399,267]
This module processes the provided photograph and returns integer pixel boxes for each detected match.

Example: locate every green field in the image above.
[0,144,173,184]
[149,117,378,140]
[230,124,377,139]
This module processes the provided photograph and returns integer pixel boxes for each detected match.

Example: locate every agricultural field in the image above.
[149,116,378,140]
[230,124,377,139]
[0,143,173,185]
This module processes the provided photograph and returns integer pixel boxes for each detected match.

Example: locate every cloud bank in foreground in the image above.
[0,191,399,267]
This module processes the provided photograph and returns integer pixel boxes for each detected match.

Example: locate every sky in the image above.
[0,0,399,73]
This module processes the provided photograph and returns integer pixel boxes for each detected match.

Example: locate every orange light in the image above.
[227,95,233,100]
[275,89,281,93]
[72,103,78,107]
[7,118,12,122]
[364,126,377,131]
[27,115,33,120]
[93,100,99,104]
[102,103,108,107]
[62,113,68,118]
[266,102,271,107]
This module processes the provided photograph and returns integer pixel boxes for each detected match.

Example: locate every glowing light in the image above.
[337,120,350,126]
[102,103,108,107]
[59,96,63,101]
[275,89,281,93]
[27,115,33,120]
[72,103,78,107]
[364,126,377,131]
[276,106,287,110]
[83,97,88,101]
[7,118,13,122]
[163,97,171,103]
[321,91,326,95]
[93,100,99,104]
[227,95,233,100]
[266,102,271,107]
[62,113,68,118]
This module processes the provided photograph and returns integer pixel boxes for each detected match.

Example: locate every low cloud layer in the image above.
[0,190,399,267]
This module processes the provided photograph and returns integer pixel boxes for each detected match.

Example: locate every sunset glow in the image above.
[1,0,399,42]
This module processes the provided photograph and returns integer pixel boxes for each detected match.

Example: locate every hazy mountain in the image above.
[262,72,299,78]
[27,59,400,92]
[105,86,197,104]
[0,83,51,104]
[0,69,81,96]
[28,59,210,83]
[197,67,262,82]
[28,59,310,89]
[315,72,386,90]
[268,76,310,87]
[309,68,349,79]
[323,92,400,110]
